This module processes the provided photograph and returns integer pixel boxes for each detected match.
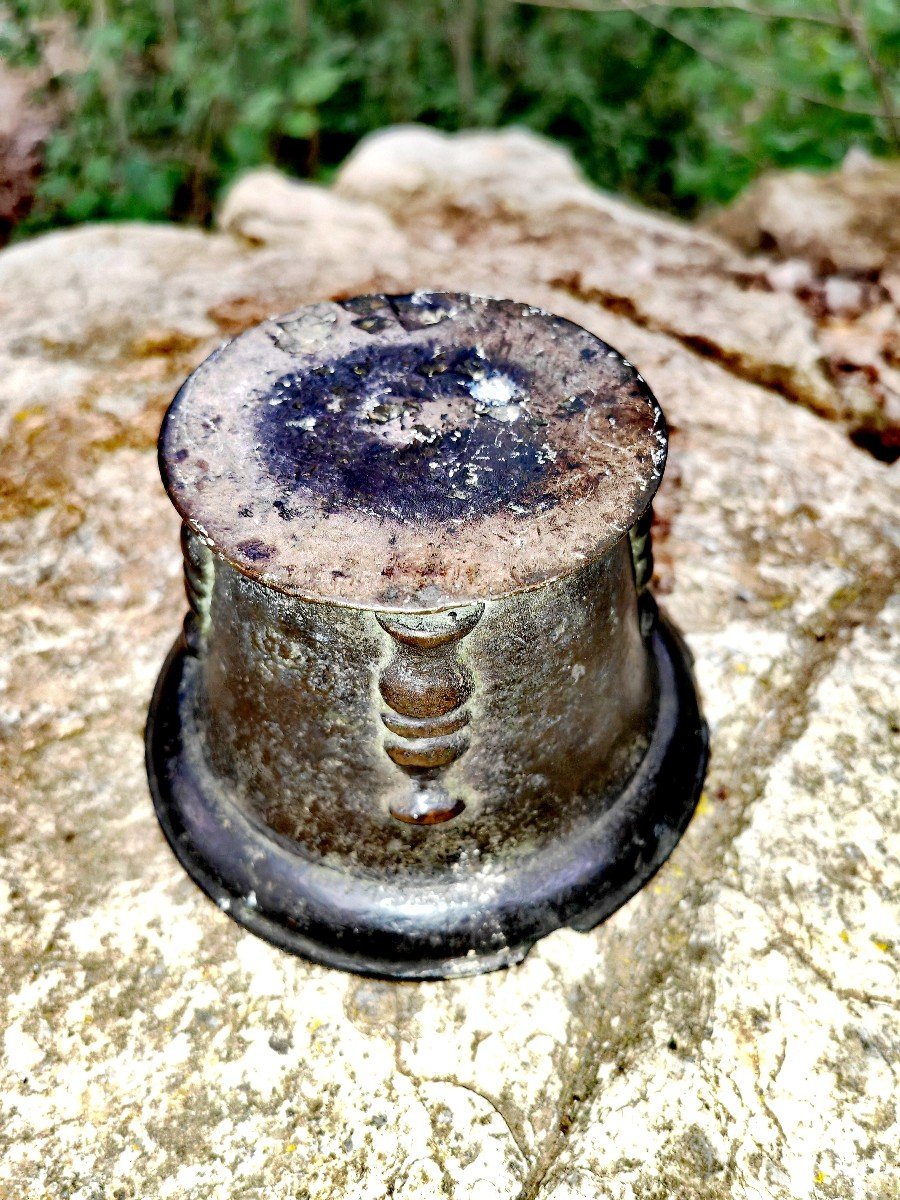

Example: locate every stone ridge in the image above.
[334,128,899,459]
[0,127,897,1199]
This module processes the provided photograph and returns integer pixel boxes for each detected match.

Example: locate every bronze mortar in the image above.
[146,292,708,978]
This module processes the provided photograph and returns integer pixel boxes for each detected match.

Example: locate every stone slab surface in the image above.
[0,128,897,1199]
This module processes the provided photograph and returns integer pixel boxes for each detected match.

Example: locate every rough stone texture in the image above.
[706,150,900,457]
[218,167,408,260]
[706,151,900,275]
[336,129,839,421]
[337,129,900,455]
[0,127,897,1199]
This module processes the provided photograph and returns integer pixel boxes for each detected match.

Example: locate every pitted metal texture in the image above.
[160,292,666,610]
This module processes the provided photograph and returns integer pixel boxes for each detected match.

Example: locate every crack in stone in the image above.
[512,574,897,1199]
[546,272,897,461]
[377,988,531,1191]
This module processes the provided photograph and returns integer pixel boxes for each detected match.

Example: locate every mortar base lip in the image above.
[145,618,708,981]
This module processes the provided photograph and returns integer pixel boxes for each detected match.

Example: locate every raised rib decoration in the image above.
[376,604,483,824]
[628,505,657,637]
[181,523,214,654]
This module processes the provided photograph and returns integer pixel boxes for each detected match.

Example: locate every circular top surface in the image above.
[160,292,666,611]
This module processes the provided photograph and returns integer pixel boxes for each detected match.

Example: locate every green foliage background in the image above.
[2,0,897,233]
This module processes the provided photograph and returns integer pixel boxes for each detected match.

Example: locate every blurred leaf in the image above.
[290,63,347,107]
[241,89,284,130]
[282,108,320,139]
[225,124,270,163]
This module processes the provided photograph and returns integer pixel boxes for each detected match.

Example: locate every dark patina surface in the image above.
[160,292,666,610]
[147,292,707,978]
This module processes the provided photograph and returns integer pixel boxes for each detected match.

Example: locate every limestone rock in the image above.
[705,156,900,455]
[217,166,408,260]
[335,124,591,230]
[335,127,847,429]
[707,155,900,275]
[0,129,898,1199]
